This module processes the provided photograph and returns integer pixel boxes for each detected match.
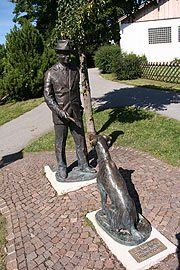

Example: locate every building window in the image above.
[148,27,171,44]
[178,26,180,42]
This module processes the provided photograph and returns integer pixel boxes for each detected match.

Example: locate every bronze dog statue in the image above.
[90,134,151,245]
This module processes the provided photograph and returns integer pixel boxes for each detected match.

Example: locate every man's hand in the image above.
[58,110,69,120]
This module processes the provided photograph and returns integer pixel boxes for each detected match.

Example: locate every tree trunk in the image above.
[79,53,96,136]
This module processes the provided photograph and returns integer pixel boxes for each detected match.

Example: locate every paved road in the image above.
[89,68,180,120]
[0,68,180,160]
[0,103,53,161]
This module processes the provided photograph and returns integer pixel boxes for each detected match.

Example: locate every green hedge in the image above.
[94,44,147,80]
[112,53,146,80]
[94,45,122,74]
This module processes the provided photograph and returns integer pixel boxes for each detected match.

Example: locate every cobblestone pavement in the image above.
[0,148,180,270]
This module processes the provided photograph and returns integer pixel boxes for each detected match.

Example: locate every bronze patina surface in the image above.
[96,211,151,246]
[90,134,152,246]
[50,165,97,182]
[44,40,96,181]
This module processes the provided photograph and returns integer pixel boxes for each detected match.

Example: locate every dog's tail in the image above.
[130,216,148,242]
[131,226,145,241]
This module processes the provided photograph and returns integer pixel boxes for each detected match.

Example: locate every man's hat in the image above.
[54,39,73,52]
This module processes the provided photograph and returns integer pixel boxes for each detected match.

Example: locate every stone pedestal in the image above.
[87,210,176,270]
[44,165,96,195]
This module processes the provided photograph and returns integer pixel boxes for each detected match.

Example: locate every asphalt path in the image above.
[89,68,180,120]
[0,68,180,164]
[0,102,53,164]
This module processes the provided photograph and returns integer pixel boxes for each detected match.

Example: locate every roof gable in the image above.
[119,0,180,23]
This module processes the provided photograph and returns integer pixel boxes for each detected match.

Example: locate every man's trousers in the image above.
[54,118,88,169]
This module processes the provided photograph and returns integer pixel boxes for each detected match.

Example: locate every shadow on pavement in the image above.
[93,86,180,110]
[0,150,23,168]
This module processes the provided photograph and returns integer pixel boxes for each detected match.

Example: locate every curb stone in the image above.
[0,197,18,270]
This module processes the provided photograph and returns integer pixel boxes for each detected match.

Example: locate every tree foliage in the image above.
[118,0,158,17]
[94,45,122,73]
[0,44,6,78]
[55,0,118,53]
[55,0,158,52]
[10,0,58,41]
[0,20,57,101]
[10,0,158,51]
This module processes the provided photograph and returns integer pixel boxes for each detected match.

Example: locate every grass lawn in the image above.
[101,73,180,93]
[0,213,7,270]
[0,97,44,126]
[24,128,75,152]
[24,107,180,167]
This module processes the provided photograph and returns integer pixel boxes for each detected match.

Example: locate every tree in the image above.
[0,44,6,79]
[10,0,58,41]
[10,0,158,48]
[0,44,7,101]
[55,0,157,135]
[1,20,57,101]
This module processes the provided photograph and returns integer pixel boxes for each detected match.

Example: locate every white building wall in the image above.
[120,18,180,62]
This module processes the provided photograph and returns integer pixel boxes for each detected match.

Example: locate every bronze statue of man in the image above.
[44,39,95,180]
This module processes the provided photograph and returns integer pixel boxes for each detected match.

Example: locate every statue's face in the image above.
[57,51,71,65]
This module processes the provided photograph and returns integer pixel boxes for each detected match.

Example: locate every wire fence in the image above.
[141,62,180,84]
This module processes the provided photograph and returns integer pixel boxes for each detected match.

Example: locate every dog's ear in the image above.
[89,134,94,141]
[89,134,97,146]
[102,135,112,146]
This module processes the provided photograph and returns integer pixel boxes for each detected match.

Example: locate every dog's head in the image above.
[89,134,112,147]
[89,134,112,160]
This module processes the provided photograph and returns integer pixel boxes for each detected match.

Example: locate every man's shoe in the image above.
[81,165,96,174]
[57,166,67,179]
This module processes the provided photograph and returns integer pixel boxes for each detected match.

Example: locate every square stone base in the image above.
[44,165,96,195]
[86,210,176,270]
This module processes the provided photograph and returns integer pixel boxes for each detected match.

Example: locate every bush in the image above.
[94,45,122,73]
[112,53,147,80]
[94,44,147,80]
[0,20,58,102]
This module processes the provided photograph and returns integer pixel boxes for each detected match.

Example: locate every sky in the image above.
[0,0,16,45]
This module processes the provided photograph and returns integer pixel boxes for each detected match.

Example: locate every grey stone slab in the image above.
[87,210,177,270]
